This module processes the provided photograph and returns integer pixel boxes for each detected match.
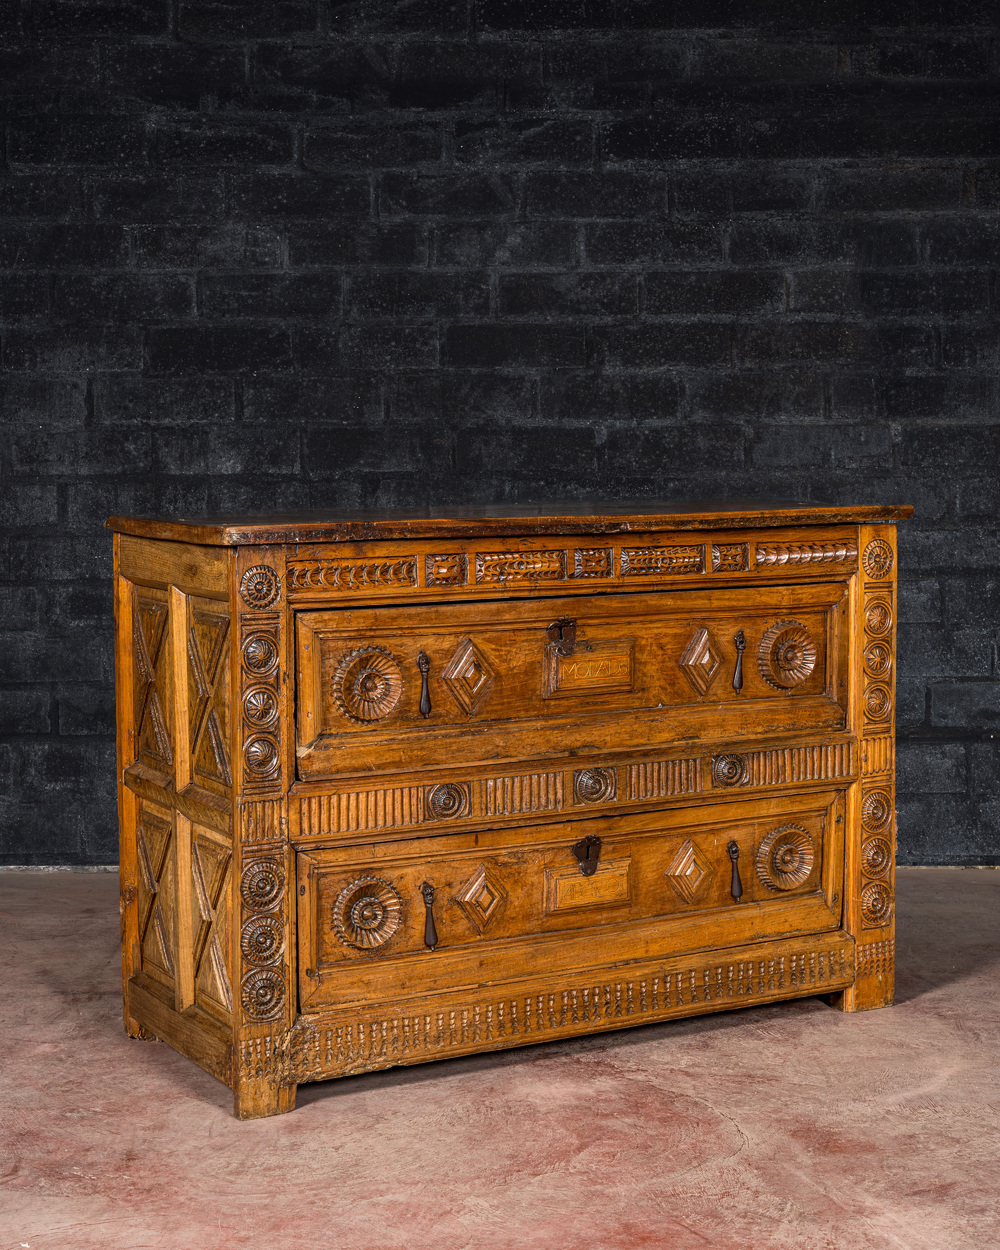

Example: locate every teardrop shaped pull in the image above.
[727,841,744,902]
[417,652,431,717]
[732,630,746,693]
[421,881,438,950]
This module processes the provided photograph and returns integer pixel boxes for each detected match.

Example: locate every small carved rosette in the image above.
[239,858,288,1023]
[333,877,403,951]
[425,782,471,820]
[755,825,815,891]
[240,566,281,610]
[333,646,404,723]
[573,767,617,804]
[758,621,817,690]
[712,753,747,787]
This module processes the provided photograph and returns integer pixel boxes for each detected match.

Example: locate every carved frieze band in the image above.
[296,741,857,836]
[289,941,853,1082]
[856,938,894,979]
[240,799,284,846]
[284,535,859,596]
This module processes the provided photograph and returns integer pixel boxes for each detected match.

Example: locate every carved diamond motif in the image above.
[665,839,711,903]
[679,627,722,696]
[442,638,495,715]
[456,863,509,933]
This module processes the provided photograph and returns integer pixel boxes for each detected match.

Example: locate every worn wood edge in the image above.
[128,972,234,1086]
[287,929,855,1085]
[106,505,913,546]
[123,763,232,835]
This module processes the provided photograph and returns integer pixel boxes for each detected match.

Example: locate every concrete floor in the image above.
[0,869,997,1250]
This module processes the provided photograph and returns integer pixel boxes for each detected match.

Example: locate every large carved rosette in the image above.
[757,620,817,690]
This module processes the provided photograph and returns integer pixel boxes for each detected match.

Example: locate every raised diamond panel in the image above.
[442,638,496,715]
[456,863,509,933]
[665,838,711,904]
[679,627,722,696]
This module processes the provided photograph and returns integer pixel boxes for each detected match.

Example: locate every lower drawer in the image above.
[295,789,845,1012]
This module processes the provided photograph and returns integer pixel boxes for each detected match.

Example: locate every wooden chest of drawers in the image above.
[107,501,911,1118]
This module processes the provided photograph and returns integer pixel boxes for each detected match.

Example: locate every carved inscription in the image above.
[621,545,704,576]
[288,559,416,593]
[544,858,631,913]
[545,641,634,698]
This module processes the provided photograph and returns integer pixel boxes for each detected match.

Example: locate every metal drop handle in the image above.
[421,881,438,950]
[732,630,746,693]
[727,841,744,902]
[417,652,431,717]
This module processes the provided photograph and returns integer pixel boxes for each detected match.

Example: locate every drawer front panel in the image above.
[296,790,844,1011]
[296,582,849,779]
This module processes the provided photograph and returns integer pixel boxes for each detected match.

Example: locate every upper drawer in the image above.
[295,581,849,780]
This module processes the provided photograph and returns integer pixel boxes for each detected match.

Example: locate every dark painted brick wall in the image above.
[1,2,998,865]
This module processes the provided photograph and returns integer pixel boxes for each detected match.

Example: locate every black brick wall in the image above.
[1,2,997,865]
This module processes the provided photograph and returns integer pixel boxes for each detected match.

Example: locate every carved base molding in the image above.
[286,932,854,1084]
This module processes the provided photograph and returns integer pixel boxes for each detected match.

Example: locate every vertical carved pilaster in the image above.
[232,549,296,1117]
[837,526,897,1012]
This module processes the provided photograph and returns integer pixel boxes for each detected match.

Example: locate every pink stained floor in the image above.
[1,868,998,1250]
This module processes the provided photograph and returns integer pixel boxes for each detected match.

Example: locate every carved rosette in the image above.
[425,782,471,820]
[862,539,894,580]
[240,914,285,966]
[861,789,892,833]
[860,881,892,928]
[757,621,817,689]
[712,754,747,787]
[240,859,284,911]
[864,601,892,637]
[573,767,617,804]
[861,838,893,880]
[241,969,286,1021]
[239,606,282,797]
[333,877,403,951]
[332,646,403,723]
[239,856,289,1028]
[240,566,281,610]
[755,825,815,891]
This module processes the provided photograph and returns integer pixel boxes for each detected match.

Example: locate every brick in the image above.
[954,479,1000,522]
[601,423,746,474]
[693,38,840,80]
[883,374,994,422]
[304,121,442,169]
[29,0,169,36]
[0,225,127,268]
[133,225,282,270]
[53,274,196,321]
[56,684,115,736]
[1,376,89,431]
[940,323,999,368]
[304,424,444,476]
[729,219,920,266]
[895,794,979,865]
[822,164,965,212]
[8,536,111,583]
[0,172,82,218]
[346,272,489,320]
[737,321,932,367]
[393,40,543,109]
[455,118,594,166]
[603,112,741,161]
[898,625,994,679]
[684,369,824,422]
[201,273,343,318]
[177,0,317,37]
[154,427,300,476]
[525,171,664,217]
[4,325,143,373]
[0,273,48,318]
[790,269,987,315]
[88,173,224,223]
[149,118,292,166]
[0,483,60,533]
[937,575,1000,630]
[902,528,1000,572]
[897,578,942,624]
[591,323,732,368]
[244,377,383,426]
[8,117,145,167]
[288,223,427,267]
[381,173,516,216]
[477,0,587,28]
[445,324,585,368]
[295,326,439,371]
[146,326,293,374]
[228,170,370,217]
[931,681,1000,728]
[749,423,892,471]
[0,45,98,95]
[0,688,52,736]
[93,376,235,426]
[969,741,1000,799]
[900,735,970,795]
[498,273,638,317]
[586,222,722,265]
[540,371,682,423]
[0,631,111,685]
[253,42,392,109]
[899,425,1000,471]
[923,218,1000,266]
[101,41,245,107]
[65,480,212,528]
[456,424,597,477]
[0,587,42,632]
[326,0,470,33]
[439,373,537,423]
[11,428,151,476]
[434,222,578,267]
[645,270,783,315]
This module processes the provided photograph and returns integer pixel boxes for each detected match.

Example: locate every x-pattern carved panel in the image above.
[134,595,172,769]
[189,610,232,787]
[191,832,233,1016]
[136,805,174,981]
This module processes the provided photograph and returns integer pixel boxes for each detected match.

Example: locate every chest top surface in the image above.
[105,500,912,547]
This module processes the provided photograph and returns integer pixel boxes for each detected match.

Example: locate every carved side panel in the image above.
[190,823,233,1020]
[136,799,175,987]
[188,601,232,791]
[133,588,172,772]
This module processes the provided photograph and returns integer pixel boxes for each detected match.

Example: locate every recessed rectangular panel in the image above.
[544,858,632,913]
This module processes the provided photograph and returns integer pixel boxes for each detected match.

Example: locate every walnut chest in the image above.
[107,501,911,1119]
